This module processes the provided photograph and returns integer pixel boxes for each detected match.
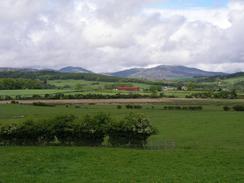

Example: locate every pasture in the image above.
[0,102,244,182]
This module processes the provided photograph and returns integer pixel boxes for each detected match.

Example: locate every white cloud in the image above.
[0,0,243,73]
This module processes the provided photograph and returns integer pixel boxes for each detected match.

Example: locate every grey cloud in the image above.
[0,0,243,72]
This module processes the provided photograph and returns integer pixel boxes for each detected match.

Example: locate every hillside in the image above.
[59,66,92,73]
[110,65,225,80]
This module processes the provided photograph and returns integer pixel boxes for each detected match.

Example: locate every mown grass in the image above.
[0,147,243,183]
[0,104,244,182]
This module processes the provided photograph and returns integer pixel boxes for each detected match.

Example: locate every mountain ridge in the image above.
[58,66,92,73]
[0,65,228,80]
[110,65,226,80]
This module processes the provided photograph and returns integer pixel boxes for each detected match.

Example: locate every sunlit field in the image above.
[0,103,243,182]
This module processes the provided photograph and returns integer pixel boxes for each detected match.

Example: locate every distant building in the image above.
[116,86,140,91]
[162,86,176,91]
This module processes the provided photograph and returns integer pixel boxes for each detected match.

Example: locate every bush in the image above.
[233,105,244,111]
[11,100,19,104]
[223,106,231,111]
[74,113,111,146]
[47,115,77,144]
[117,105,122,109]
[163,105,202,111]
[126,105,142,109]
[0,123,19,145]
[33,102,55,107]
[0,120,45,145]
[108,113,156,147]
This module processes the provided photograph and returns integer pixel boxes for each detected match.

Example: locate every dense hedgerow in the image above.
[33,102,55,107]
[125,105,143,109]
[232,105,244,111]
[186,90,237,99]
[108,113,156,147]
[163,106,203,111]
[0,93,162,101]
[223,106,231,111]
[0,113,156,147]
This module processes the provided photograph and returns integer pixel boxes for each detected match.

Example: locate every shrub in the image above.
[117,105,122,109]
[0,123,19,145]
[233,105,244,111]
[74,113,111,146]
[223,106,231,111]
[0,120,44,145]
[33,102,55,107]
[163,105,202,111]
[134,105,143,109]
[108,113,156,147]
[11,100,19,104]
[47,115,77,144]
[126,105,133,109]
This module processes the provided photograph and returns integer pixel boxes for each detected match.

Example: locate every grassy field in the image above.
[49,79,152,89]
[0,103,244,182]
[0,147,243,183]
[0,89,73,97]
[1,78,244,99]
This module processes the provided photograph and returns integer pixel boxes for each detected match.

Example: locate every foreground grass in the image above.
[0,104,244,182]
[0,147,243,183]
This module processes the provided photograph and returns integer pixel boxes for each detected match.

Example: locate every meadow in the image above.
[0,103,244,182]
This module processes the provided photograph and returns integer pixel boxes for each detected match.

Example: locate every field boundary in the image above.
[1,98,244,105]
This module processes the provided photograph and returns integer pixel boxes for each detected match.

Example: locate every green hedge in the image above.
[108,113,156,146]
[0,113,156,147]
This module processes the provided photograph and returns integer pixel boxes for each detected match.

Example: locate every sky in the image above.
[0,0,244,73]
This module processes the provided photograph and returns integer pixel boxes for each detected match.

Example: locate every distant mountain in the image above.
[111,68,145,78]
[110,65,226,80]
[59,66,92,73]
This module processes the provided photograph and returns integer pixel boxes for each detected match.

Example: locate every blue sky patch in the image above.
[149,0,229,9]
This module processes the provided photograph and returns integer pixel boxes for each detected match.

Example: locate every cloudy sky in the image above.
[0,0,244,73]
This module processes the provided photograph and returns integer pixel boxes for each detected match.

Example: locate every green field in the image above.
[0,79,155,98]
[1,78,244,99]
[0,103,244,182]
[0,89,71,97]
[49,79,152,89]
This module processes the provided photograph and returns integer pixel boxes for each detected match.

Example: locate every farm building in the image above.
[116,86,140,91]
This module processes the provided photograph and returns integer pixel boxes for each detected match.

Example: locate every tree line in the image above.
[186,90,237,99]
[0,70,164,86]
[0,78,53,90]
[1,93,162,101]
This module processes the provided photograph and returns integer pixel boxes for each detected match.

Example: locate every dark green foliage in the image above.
[233,105,244,111]
[0,70,163,86]
[163,106,202,111]
[74,113,112,146]
[10,100,19,104]
[47,115,77,144]
[117,105,122,109]
[0,113,155,146]
[223,106,231,111]
[33,102,55,107]
[149,85,162,92]
[0,78,53,90]
[126,105,143,109]
[0,93,162,101]
[188,90,237,99]
[108,113,156,146]
[0,120,43,145]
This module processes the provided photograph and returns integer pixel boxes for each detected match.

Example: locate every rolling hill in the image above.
[59,66,92,73]
[110,65,225,80]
